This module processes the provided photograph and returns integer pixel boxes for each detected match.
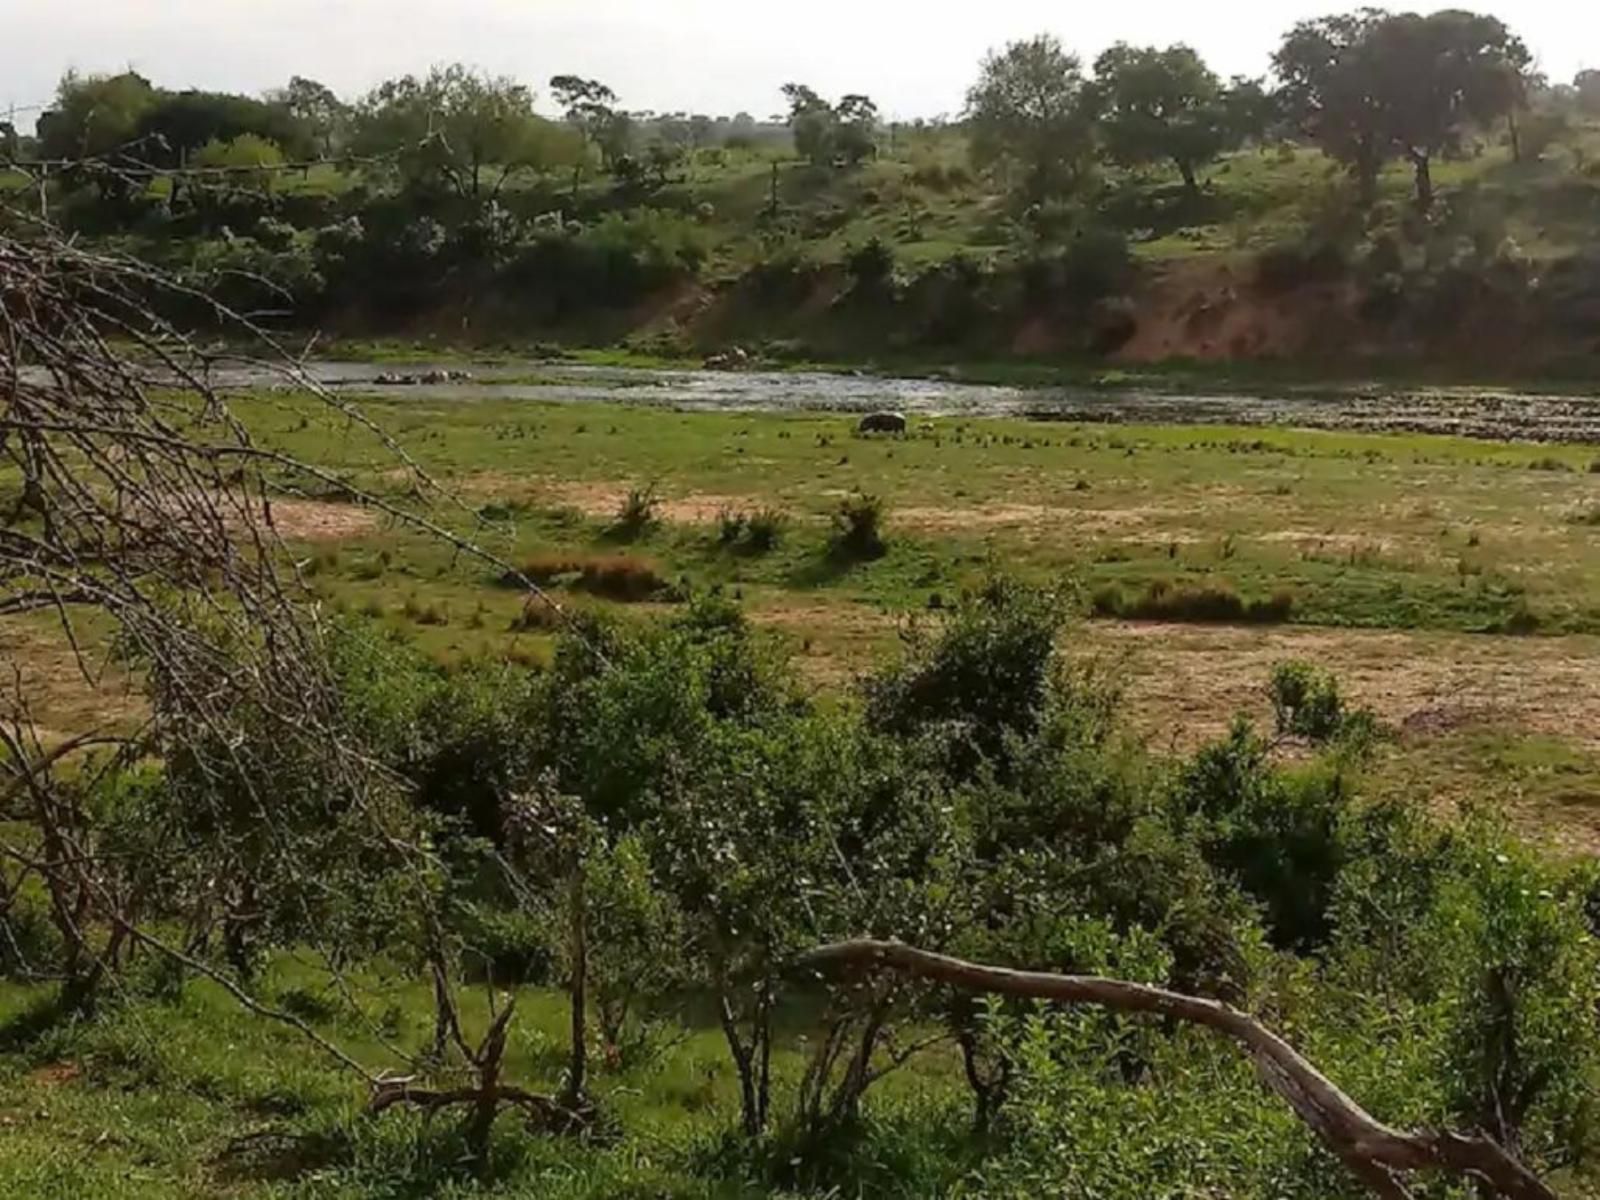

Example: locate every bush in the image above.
[1092,580,1293,624]
[1270,661,1377,745]
[717,507,747,545]
[1256,239,1348,292]
[865,577,1081,782]
[745,507,788,552]
[832,492,887,558]
[613,484,662,537]
[845,237,896,297]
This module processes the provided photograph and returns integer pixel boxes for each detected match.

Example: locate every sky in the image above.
[3,0,1597,130]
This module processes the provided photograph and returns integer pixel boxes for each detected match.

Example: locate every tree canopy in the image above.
[550,75,634,170]
[36,71,160,160]
[1090,43,1243,195]
[1275,8,1530,211]
[356,65,579,198]
[781,85,879,167]
[965,35,1097,204]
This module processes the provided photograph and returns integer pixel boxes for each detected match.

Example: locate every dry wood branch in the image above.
[799,940,1556,1200]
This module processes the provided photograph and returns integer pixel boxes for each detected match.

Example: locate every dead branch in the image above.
[799,940,1556,1200]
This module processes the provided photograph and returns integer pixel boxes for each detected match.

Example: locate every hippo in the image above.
[858,411,908,435]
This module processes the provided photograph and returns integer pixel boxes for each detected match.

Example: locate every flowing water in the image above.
[190,359,1600,443]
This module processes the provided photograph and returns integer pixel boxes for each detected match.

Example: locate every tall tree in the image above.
[36,71,159,160]
[268,76,350,159]
[835,94,880,165]
[1275,9,1531,212]
[135,90,311,168]
[1366,10,1530,211]
[965,35,1097,203]
[550,75,633,170]
[1090,43,1235,195]
[357,66,575,198]
[1274,11,1391,207]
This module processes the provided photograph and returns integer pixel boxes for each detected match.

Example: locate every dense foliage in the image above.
[3,576,1597,1195]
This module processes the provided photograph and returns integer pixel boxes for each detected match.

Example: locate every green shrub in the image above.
[1270,661,1377,745]
[745,507,788,552]
[832,491,888,559]
[613,484,662,537]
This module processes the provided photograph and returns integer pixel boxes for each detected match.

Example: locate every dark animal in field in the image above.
[858,411,908,435]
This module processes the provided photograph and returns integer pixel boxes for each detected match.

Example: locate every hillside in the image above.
[7,81,1600,379]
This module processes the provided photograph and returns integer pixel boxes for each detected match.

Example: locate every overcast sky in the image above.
[3,1,1597,129]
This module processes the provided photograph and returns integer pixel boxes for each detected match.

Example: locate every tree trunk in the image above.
[801,941,1557,1200]
[1355,137,1380,209]
[1177,158,1199,197]
[1508,109,1522,165]
[564,867,588,1110]
[1410,151,1434,214]
[715,984,771,1137]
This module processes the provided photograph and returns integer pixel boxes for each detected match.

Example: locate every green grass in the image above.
[0,962,971,1198]
[237,396,1600,644]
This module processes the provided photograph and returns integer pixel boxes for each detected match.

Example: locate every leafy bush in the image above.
[865,577,1078,781]
[831,491,888,558]
[1270,661,1377,745]
[612,484,661,537]
[745,507,788,552]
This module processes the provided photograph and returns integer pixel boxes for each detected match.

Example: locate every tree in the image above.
[268,76,349,159]
[356,66,575,199]
[1365,10,1530,212]
[965,35,1097,203]
[35,71,159,160]
[1274,11,1392,207]
[1276,9,1531,212]
[781,85,878,167]
[1091,43,1235,196]
[781,83,833,165]
[1578,70,1600,116]
[550,75,634,170]
[135,89,311,168]
[835,93,880,165]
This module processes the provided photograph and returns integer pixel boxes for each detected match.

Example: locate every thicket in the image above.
[3,575,1597,1195]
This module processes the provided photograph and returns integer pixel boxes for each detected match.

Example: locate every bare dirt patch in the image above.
[1089,622,1600,751]
[748,598,1600,753]
[263,499,380,541]
[0,622,145,741]
[490,478,782,526]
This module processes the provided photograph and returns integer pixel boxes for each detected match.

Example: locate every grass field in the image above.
[11,375,1600,1194]
[10,384,1600,851]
